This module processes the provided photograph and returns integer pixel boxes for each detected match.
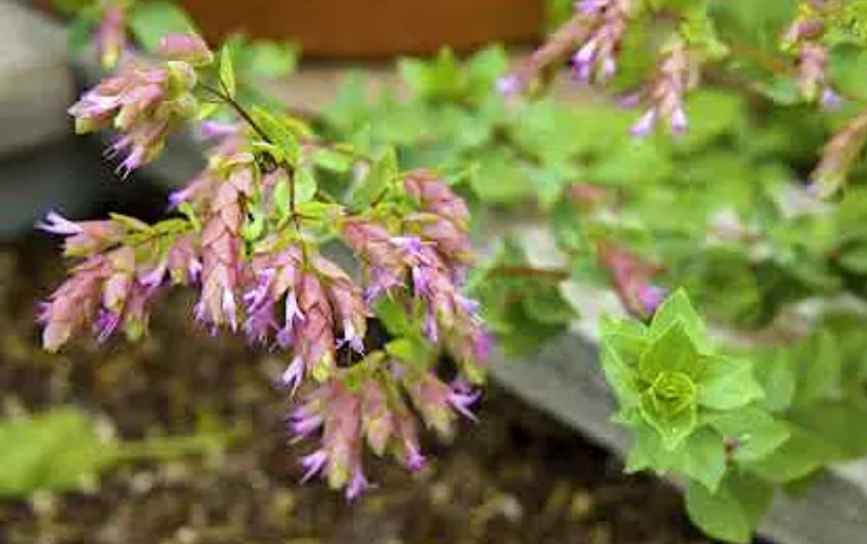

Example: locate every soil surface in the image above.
[0,230,723,544]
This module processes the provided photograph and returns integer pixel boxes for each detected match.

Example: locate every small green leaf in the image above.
[751,350,796,413]
[639,321,702,381]
[640,372,698,450]
[600,341,642,409]
[649,289,711,351]
[313,148,354,173]
[679,427,728,493]
[295,166,318,204]
[686,472,773,544]
[0,408,118,497]
[624,420,725,491]
[697,356,764,410]
[351,147,398,209]
[707,406,790,462]
[220,44,237,99]
[794,330,843,407]
[241,207,265,241]
[744,424,837,483]
[251,107,301,165]
[522,285,576,325]
[243,40,299,79]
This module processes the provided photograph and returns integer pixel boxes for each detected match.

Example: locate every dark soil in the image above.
[0,234,720,544]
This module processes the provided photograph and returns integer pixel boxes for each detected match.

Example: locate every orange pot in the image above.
[179,0,543,58]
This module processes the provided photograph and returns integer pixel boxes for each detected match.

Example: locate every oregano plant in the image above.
[39,0,867,542]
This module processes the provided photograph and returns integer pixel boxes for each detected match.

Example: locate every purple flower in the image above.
[630,109,658,138]
[280,356,305,395]
[820,88,843,111]
[37,210,82,235]
[300,450,329,483]
[496,74,524,96]
[670,107,688,134]
[405,445,426,472]
[637,285,667,315]
[575,0,609,15]
[345,466,371,501]
[198,121,240,141]
[448,382,481,422]
[290,408,324,441]
[94,309,121,343]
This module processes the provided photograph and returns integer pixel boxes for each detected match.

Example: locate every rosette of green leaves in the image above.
[601,290,789,542]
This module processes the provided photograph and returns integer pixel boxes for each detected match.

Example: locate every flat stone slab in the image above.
[0,2,74,156]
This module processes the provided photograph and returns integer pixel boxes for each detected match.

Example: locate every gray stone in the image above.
[0,1,74,156]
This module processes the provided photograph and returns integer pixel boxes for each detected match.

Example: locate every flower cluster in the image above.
[37,215,198,351]
[291,367,480,500]
[597,242,666,319]
[43,27,491,501]
[628,40,693,137]
[571,0,631,84]
[782,3,840,108]
[343,172,489,367]
[67,34,212,177]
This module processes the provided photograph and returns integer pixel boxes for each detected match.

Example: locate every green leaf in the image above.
[697,356,764,410]
[242,40,299,79]
[251,106,300,164]
[469,149,535,204]
[313,148,354,173]
[272,171,292,219]
[295,166,318,205]
[787,401,867,459]
[639,320,702,380]
[793,330,843,406]
[707,406,790,462]
[521,285,576,325]
[686,472,773,544]
[751,350,797,413]
[679,427,728,492]
[600,341,642,409]
[839,246,867,273]
[220,44,237,99]
[744,424,838,483]
[129,1,197,53]
[351,147,398,209]
[0,408,118,497]
[241,207,265,241]
[624,421,725,492]
[385,337,433,370]
[648,289,711,351]
[398,48,463,101]
[640,374,699,450]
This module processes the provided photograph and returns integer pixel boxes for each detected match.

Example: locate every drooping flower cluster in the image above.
[810,109,867,198]
[597,242,666,318]
[42,29,489,501]
[342,172,490,367]
[628,39,693,137]
[291,366,480,500]
[782,3,840,108]
[571,0,631,84]
[67,34,213,177]
[37,214,199,351]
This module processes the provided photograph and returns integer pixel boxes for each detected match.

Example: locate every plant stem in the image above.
[200,84,301,229]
